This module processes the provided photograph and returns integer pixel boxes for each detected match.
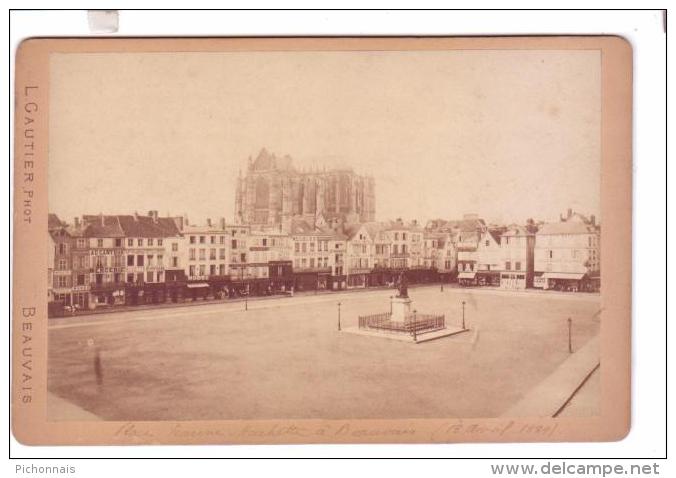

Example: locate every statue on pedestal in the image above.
[396,272,409,299]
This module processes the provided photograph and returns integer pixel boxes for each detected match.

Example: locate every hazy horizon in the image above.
[49,50,601,226]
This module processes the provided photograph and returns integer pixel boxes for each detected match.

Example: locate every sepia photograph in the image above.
[12,36,632,444]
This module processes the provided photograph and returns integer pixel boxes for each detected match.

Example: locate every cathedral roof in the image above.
[252,148,276,171]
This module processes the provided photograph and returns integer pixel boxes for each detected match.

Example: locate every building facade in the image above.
[534,210,601,291]
[498,225,536,290]
[182,218,230,300]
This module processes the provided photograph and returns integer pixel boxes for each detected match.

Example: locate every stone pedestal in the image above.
[391,296,412,323]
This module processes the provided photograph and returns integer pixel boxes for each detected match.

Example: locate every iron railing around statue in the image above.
[358,312,445,335]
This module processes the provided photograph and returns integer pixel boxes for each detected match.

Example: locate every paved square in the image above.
[48,285,600,421]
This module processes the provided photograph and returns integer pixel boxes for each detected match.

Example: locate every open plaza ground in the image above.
[48,285,600,421]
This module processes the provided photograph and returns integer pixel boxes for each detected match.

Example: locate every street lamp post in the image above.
[245,283,249,312]
[462,300,466,330]
[568,317,572,353]
[338,302,342,331]
[412,309,417,342]
[390,296,393,315]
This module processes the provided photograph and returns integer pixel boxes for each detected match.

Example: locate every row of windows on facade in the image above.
[537,235,598,247]
[189,235,226,245]
[188,264,227,277]
[542,249,597,259]
[461,261,522,272]
[294,256,334,269]
[390,232,421,242]
[188,248,227,261]
[423,260,454,269]
[55,254,182,270]
[294,240,331,253]
[54,270,166,287]
[57,238,179,254]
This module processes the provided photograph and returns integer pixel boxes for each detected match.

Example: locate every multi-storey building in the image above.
[181,218,230,299]
[81,214,127,307]
[78,212,182,308]
[456,229,481,285]
[48,214,88,309]
[225,223,251,296]
[498,225,536,290]
[534,210,600,292]
[370,224,390,272]
[164,216,186,302]
[345,223,375,288]
[383,219,424,270]
[234,148,376,231]
[423,231,456,282]
[475,229,503,286]
[70,219,91,309]
[290,219,336,291]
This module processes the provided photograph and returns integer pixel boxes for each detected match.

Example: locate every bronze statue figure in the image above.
[396,272,409,299]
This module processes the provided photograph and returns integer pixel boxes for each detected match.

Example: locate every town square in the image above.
[48,284,599,421]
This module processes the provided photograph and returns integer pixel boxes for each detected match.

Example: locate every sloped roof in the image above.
[502,225,535,237]
[289,218,316,235]
[117,215,181,238]
[82,214,181,238]
[426,218,486,233]
[82,215,125,238]
[487,230,502,245]
[48,213,64,230]
[383,219,423,232]
[537,221,597,235]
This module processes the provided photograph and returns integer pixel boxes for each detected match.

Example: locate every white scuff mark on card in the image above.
[87,10,119,34]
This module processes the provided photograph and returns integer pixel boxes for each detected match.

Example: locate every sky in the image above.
[49,49,600,225]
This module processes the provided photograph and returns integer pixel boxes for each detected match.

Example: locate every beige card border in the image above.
[12,36,632,445]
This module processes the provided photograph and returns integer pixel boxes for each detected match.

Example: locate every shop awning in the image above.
[458,272,477,279]
[187,283,209,289]
[541,272,586,280]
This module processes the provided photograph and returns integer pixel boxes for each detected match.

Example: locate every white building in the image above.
[534,211,600,291]
[498,225,536,290]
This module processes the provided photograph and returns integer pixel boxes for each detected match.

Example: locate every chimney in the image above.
[100,213,104,226]
[73,217,80,228]
[567,208,573,219]
[207,218,212,227]
[134,211,139,222]
[219,217,226,230]
[148,210,159,223]
[590,214,596,226]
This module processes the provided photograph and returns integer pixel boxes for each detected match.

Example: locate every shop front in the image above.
[476,270,501,287]
[457,271,477,287]
[330,274,347,290]
[347,267,370,288]
[499,272,528,290]
[269,261,294,293]
[586,273,601,292]
[143,283,167,304]
[407,267,437,284]
[368,268,390,287]
[208,275,231,299]
[186,281,210,300]
[438,270,456,283]
[165,281,186,303]
[541,272,587,292]
[294,271,319,292]
[92,283,126,307]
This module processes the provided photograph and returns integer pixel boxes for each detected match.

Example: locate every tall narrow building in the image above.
[234,148,376,231]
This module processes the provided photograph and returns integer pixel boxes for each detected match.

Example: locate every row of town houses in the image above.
[47,208,600,314]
